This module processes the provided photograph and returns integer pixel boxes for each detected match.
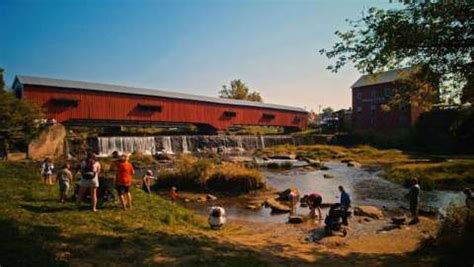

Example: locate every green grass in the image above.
[0,161,269,266]
[384,160,474,190]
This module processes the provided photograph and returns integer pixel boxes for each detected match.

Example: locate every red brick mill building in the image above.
[351,69,426,131]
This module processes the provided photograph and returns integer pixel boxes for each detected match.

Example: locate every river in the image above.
[183,161,464,223]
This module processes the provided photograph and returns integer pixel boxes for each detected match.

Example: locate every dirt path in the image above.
[204,216,439,266]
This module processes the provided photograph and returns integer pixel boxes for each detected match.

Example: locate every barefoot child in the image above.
[142,170,155,194]
[41,158,54,185]
[57,163,73,203]
[170,186,178,203]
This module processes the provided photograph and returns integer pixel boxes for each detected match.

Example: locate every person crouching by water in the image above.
[142,170,155,194]
[338,185,351,226]
[41,158,54,185]
[302,193,323,221]
[57,163,73,203]
[407,178,421,224]
[116,154,134,210]
[209,206,226,229]
[77,152,101,212]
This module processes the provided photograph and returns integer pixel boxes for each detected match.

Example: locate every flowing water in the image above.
[91,135,331,156]
[184,162,464,223]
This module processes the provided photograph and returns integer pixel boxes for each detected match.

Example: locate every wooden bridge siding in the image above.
[23,85,308,130]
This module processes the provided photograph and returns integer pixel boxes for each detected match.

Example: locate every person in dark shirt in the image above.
[302,193,323,220]
[408,178,421,224]
[339,185,351,226]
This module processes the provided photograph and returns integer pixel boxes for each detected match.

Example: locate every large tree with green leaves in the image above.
[219,79,263,102]
[320,1,473,106]
[0,90,44,151]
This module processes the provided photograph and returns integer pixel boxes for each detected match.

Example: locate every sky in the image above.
[0,0,399,111]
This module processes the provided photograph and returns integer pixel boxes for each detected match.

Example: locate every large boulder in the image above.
[28,124,66,160]
[265,198,290,213]
[353,206,384,219]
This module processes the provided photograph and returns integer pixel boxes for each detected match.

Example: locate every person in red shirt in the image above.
[170,186,178,203]
[115,154,134,210]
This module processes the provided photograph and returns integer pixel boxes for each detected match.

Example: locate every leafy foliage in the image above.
[320,2,474,105]
[0,92,44,149]
[219,79,263,102]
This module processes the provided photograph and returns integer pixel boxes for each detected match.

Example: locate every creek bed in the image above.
[182,162,464,223]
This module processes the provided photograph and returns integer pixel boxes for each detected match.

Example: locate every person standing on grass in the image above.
[116,154,134,210]
[339,185,351,226]
[41,158,54,185]
[77,152,101,212]
[170,186,178,203]
[142,170,155,194]
[57,162,73,203]
[407,178,421,224]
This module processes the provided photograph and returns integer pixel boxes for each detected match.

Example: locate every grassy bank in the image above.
[0,161,268,266]
[257,145,474,190]
[156,155,265,194]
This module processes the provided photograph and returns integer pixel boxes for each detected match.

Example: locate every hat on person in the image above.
[146,170,153,175]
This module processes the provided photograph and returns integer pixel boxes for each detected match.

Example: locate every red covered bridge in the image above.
[13,76,308,134]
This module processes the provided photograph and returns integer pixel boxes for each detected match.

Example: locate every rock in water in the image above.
[265,198,290,213]
[206,194,217,201]
[347,161,362,168]
[320,165,329,171]
[288,216,304,224]
[391,216,406,225]
[353,206,384,219]
[323,174,334,179]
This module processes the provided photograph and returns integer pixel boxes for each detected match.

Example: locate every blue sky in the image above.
[0,0,397,111]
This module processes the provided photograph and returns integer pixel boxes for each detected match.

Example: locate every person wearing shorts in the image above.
[303,193,323,220]
[115,154,134,210]
[77,153,101,212]
[57,163,73,203]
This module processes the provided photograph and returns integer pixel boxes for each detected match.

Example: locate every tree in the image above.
[219,79,263,102]
[0,67,5,92]
[0,91,44,152]
[320,1,473,106]
[321,107,334,118]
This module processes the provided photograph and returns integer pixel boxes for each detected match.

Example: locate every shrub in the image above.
[434,206,474,265]
[155,155,265,194]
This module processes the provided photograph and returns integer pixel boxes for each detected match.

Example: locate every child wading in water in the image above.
[170,186,178,203]
[57,163,73,203]
[142,170,155,194]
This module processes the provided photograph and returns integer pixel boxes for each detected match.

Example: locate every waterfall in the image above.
[97,136,156,156]
[260,135,266,149]
[182,136,190,153]
[161,136,174,154]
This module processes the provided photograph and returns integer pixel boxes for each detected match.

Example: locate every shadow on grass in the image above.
[0,218,67,267]
[20,204,76,213]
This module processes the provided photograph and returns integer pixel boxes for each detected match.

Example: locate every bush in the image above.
[434,206,474,265]
[155,155,265,194]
